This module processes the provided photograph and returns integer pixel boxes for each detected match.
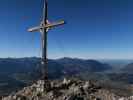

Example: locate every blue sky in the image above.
[0,0,133,59]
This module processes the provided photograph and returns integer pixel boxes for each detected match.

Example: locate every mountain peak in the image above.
[2,78,133,100]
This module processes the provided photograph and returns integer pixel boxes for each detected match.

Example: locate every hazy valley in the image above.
[0,57,133,96]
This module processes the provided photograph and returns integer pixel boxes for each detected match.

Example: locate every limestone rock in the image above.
[2,78,133,100]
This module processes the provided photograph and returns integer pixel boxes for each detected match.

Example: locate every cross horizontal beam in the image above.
[28,20,65,32]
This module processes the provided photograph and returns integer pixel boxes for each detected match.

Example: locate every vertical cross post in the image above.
[41,0,48,81]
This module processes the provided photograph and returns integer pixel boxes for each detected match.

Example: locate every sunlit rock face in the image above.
[2,78,133,100]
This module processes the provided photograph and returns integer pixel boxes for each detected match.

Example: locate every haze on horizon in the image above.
[0,0,133,59]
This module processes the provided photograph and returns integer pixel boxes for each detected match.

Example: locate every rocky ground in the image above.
[1,78,133,100]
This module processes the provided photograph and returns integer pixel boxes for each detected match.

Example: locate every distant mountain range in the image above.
[0,57,112,78]
[0,57,133,78]
[0,57,133,96]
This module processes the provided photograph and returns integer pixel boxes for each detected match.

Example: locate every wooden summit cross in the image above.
[28,0,65,81]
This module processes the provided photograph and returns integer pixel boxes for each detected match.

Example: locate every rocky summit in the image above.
[2,78,133,100]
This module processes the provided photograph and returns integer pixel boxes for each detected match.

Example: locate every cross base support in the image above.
[43,80,51,92]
